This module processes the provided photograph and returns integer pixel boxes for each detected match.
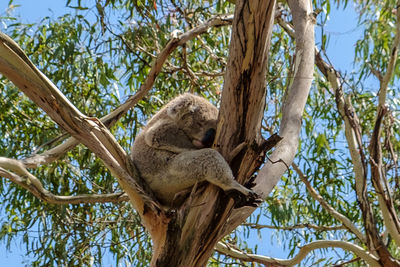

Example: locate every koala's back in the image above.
[131,93,219,206]
[130,117,178,189]
[131,134,172,178]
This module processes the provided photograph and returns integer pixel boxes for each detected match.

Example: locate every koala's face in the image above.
[167,94,218,148]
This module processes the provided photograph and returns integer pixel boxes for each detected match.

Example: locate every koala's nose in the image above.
[201,128,216,148]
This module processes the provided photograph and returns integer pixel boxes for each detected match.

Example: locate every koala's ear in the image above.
[167,100,198,119]
[167,105,181,120]
[188,104,199,113]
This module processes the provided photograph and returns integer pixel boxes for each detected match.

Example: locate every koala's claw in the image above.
[225,189,262,208]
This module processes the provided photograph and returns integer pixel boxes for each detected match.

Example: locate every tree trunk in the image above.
[150,0,277,266]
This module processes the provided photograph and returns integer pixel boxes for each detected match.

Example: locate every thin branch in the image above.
[367,0,400,248]
[197,36,227,65]
[332,257,361,267]
[377,0,400,108]
[369,107,400,247]
[293,164,367,243]
[369,65,383,83]
[181,44,198,88]
[22,137,81,168]
[243,222,346,231]
[0,157,129,204]
[215,240,380,267]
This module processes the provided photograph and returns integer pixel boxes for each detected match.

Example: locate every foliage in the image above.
[0,0,399,266]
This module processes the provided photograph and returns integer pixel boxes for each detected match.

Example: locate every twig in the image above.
[243,222,346,231]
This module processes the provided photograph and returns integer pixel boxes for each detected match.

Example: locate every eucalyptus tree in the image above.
[0,0,399,266]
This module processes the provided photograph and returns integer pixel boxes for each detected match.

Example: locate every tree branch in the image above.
[0,157,128,204]
[369,107,400,247]
[377,0,400,108]
[292,163,366,243]
[255,0,315,196]
[215,240,380,267]
[243,222,346,231]
[366,0,400,249]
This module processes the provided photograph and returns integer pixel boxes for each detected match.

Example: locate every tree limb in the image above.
[255,0,315,197]
[276,15,400,264]
[243,222,346,231]
[377,0,400,109]
[215,240,380,267]
[369,107,400,247]
[366,0,400,249]
[281,11,377,250]
[292,163,366,243]
[0,157,128,204]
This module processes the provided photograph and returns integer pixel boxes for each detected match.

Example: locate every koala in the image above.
[131,93,259,208]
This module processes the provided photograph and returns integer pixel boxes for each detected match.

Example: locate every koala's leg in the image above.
[167,149,255,198]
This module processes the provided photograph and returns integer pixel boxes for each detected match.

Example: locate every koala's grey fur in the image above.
[131,93,258,207]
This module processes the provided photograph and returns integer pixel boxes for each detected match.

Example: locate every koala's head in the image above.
[167,93,218,148]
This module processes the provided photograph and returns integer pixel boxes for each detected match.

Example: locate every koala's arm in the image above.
[144,120,196,153]
[167,149,261,208]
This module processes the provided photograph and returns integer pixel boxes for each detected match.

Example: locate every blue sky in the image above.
[0,1,365,266]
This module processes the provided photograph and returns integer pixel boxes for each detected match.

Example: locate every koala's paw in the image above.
[244,175,257,189]
[225,189,262,208]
